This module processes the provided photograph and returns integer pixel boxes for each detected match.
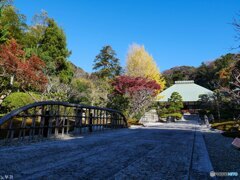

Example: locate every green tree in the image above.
[0,5,27,44]
[194,62,215,90]
[93,45,122,79]
[23,10,48,54]
[69,77,111,107]
[70,78,93,104]
[107,93,129,116]
[155,102,168,118]
[39,18,73,82]
[0,1,9,43]
[168,92,183,113]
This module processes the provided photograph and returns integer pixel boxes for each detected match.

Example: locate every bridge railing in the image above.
[0,101,127,145]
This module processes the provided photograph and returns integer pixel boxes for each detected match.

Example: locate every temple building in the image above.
[157,80,214,113]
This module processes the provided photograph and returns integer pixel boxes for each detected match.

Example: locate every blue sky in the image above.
[15,0,240,73]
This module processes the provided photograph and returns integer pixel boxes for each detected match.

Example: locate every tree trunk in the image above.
[0,89,11,105]
[216,100,221,121]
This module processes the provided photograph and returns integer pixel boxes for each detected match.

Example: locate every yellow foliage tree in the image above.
[126,44,166,91]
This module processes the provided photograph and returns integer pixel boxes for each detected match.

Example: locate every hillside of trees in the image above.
[163,53,238,90]
[0,1,239,122]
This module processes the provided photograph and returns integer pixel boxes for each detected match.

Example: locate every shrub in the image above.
[160,113,183,120]
[211,121,240,131]
[2,92,40,113]
[211,121,236,127]
[127,118,143,126]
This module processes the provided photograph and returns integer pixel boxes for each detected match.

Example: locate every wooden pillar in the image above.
[75,108,82,134]
[43,110,50,137]
[89,112,93,132]
[55,105,60,136]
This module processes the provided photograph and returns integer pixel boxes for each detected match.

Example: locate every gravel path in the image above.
[0,120,213,179]
[203,129,240,179]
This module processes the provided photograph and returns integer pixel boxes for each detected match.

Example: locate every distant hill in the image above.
[163,66,196,87]
[69,62,88,78]
[162,53,238,90]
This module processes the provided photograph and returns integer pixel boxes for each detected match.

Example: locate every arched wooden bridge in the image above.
[0,101,127,145]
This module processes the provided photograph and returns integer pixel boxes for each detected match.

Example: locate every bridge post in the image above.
[75,108,82,134]
[43,110,50,138]
[111,112,114,128]
[89,112,93,132]
[55,105,60,136]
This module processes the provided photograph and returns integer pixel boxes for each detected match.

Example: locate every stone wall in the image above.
[139,109,159,123]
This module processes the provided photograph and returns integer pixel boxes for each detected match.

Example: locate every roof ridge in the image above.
[175,80,194,84]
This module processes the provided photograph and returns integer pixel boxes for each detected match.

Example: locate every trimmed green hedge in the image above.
[160,113,183,120]
[211,121,240,131]
[211,121,236,127]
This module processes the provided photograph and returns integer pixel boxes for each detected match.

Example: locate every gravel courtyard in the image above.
[203,130,240,179]
[0,120,213,179]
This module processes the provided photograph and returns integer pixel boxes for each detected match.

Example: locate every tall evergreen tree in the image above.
[93,45,122,79]
[39,18,73,82]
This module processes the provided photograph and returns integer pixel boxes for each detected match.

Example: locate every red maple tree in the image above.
[112,75,160,96]
[112,75,161,117]
[0,39,48,92]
